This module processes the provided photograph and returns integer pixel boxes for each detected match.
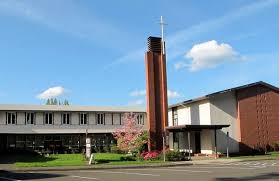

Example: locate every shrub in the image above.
[120,155,137,161]
[140,150,161,161]
[165,150,183,161]
[276,141,279,151]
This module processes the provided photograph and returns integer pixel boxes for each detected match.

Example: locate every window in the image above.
[97,113,105,125]
[80,113,88,125]
[137,114,144,125]
[172,107,178,126]
[25,112,35,124]
[6,112,17,125]
[45,113,53,124]
[62,113,71,125]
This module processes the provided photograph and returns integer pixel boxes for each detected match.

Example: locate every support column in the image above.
[214,129,217,159]
[226,131,229,158]
[187,131,191,160]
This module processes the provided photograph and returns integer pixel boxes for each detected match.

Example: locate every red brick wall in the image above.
[237,85,279,152]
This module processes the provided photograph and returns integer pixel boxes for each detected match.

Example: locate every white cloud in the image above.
[177,40,242,71]
[167,90,181,98]
[37,86,66,100]
[130,89,146,97]
[107,0,279,69]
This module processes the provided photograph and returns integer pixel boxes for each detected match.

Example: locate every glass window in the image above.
[172,108,178,126]
[45,113,53,124]
[6,112,17,125]
[80,113,88,125]
[26,112,35,124]
[62,113,71,125]
[137,114,144,125]
[97,113,105,125]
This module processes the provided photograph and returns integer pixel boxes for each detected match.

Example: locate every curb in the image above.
[6,162,193,172]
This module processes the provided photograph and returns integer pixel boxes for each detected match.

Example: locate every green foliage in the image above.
[165,150,184,161]
[45,98,70,105]
[120,155,137,161]
[110,144,123,154]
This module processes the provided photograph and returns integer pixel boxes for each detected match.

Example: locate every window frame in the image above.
[96,113,105,125]
[6,112,17,125]
[61,112,71,125]
[137,114,144,125]
[25,112,36,125]
[79,113,88,125]
[44,112,54,125]
[172,107,178,126]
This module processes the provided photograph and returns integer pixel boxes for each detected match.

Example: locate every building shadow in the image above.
[0,170,65,180]
[215,172,279,181]
[0,152,57,165]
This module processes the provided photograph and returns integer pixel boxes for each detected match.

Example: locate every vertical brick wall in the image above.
[237,85,279,152]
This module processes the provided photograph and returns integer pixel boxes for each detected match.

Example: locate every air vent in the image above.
[147,36,162,53]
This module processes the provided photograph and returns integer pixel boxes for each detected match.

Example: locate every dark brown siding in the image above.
[145,37,168,150]
[237,85,279,152]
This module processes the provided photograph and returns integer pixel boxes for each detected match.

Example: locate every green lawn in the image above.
[229,151,279,160]
[14,153,164,167]
[15,154,86,167]
[94,153,124,163]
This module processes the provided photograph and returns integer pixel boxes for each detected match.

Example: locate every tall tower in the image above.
[145,35,168,150]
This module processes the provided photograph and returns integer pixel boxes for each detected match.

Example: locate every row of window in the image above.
[5,112,145,125]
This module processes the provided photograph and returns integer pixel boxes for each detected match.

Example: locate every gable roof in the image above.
[169,81,279,109]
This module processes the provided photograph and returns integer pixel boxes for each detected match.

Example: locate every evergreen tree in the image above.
[63,99,69,105]
[46,99,51,105]
[53,98,58,105]
[50,98,54,105]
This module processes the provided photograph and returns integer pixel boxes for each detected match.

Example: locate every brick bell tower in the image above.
[145,35,168,151]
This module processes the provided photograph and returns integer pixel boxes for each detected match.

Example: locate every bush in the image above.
[275,141,279,151]
[120,155,137,161]
[140,150,161,161]
[110,144,123,154]
[165,150,184,161]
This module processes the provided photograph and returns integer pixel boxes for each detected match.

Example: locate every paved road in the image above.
[1,160,279,181]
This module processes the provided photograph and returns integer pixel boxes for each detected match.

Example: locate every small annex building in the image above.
[167,81,279,155]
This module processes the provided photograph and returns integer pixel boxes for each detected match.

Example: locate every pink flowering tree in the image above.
[113,113,148,154]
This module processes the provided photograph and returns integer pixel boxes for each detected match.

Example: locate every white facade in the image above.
[0,105,147,134]
[168,92,239,154]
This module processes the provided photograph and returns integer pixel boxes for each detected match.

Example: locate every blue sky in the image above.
[0,0,278,106]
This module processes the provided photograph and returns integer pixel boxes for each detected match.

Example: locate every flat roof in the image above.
[169,81,279,108]
[0,104,146,113]
[166,124,230,131]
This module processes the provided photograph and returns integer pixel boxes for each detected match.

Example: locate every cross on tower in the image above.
[160,16,167,54]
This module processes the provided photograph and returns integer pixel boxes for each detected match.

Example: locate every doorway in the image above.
[195,132,201,153]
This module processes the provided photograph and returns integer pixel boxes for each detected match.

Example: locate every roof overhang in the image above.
[166,124,230,132]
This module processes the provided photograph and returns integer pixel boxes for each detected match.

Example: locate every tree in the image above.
[113,113,148,154]
[63,99,69,105]
[46,99,51,105]
[53,98,58,105]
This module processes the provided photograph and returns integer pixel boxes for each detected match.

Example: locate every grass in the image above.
[14,153,165,167]
[94,153,124,163]
[228,151,279,160]
[15,154,86,167]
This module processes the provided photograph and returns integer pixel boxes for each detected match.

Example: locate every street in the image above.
[1,160,279,181]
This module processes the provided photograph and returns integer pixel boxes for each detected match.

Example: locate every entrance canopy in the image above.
[166,124,230,132]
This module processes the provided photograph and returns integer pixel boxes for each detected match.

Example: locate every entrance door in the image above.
[195,132,201,153]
